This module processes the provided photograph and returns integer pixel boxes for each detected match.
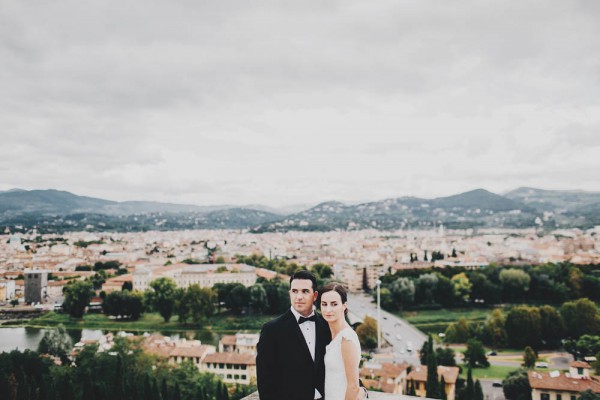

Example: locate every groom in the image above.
[256,270,366,400]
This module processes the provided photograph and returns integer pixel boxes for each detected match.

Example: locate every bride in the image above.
[320,282,364,400]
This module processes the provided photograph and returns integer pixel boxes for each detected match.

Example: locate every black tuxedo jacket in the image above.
[257,309,332,400]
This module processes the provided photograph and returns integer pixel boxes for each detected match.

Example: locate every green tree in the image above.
[37,324,72,364]
[178,285,216,324]
[249,283,269,314]
[563,335,600,360]
[578,390,600,400]
[445,318,471,344]
[523,346,536,369]
[227,284,250,315]
[146,277,178,322]
[440,374,447,400]
[62,280,94,318]
[474,380,484,400]
[435,274,459,307]
[499,269,531,301]
[484,309,508,348]
[379,288,396,311]
[389,278,415,309]
[505,306,542,349]
[103,290,144,320]
[407,379,416,396]
[356,316,378,349]
[464,339,489,368]
[416,273,438,304]
[311,263,333,279]
[425,335,441,399]
[502,369,532,400]
[539,305,565,348]
[450,273,472,303]
[470,272,501,305]
[436,347,457,367]
[463,366,474,400]
[560,298,600,339]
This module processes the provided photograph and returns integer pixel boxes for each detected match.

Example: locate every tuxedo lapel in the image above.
[285,310,315,365]
[314,316,328,370]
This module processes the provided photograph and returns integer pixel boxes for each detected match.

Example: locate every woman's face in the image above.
[320,290,347,323]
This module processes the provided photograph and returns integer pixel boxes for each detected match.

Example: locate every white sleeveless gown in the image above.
[324,327,361,400]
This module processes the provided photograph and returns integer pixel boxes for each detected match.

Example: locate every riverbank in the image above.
[7,311,276,333]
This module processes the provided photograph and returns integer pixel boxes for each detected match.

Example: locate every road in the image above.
[349,293,427,365]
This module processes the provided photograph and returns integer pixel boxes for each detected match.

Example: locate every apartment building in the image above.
[360,361,410,394]
[406,365,460,400]
[219,333,260,355]
[528,362,600,400]
[200,352,256,385]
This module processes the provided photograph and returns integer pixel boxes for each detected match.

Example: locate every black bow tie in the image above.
[298,315,317,324]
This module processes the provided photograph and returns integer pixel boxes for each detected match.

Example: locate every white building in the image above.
[133,263,257,291]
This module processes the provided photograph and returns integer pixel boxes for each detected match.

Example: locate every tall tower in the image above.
[24,270,48,304]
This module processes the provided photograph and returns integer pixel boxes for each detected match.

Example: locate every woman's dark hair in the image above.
[319,282,349,316]
[290,270,317,292]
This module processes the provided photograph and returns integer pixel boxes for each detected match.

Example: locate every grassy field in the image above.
[397,308,491,335]
[22,311,275,333]
[459,364,518,380]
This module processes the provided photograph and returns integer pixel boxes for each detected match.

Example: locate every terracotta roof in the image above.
[570,361,591,369]
[169,345,213,358]
[220,335,237,346]
[360,362,409,380]
[203,352,256,365]
[406,365,459,384]
[528,371,600,393]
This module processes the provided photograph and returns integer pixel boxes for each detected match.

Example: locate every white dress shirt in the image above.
[290,306,322,399]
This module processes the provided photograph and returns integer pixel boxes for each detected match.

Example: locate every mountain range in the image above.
[1,187,599,233]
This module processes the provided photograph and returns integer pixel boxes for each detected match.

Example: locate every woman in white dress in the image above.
[320,282,363,400]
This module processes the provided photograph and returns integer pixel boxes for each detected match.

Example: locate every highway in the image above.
[348,292,427,365]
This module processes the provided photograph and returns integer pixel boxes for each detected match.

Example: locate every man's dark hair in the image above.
[290,270,317,292]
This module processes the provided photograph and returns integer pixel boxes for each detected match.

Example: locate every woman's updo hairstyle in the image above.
[319,282,349,316]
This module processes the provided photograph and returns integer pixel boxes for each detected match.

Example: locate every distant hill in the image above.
[252,189,538,232]
[505,187,600,211]
[1,187,600,233]
[0,189,223,216]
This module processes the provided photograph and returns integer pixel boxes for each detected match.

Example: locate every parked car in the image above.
[535,362,549,368]
[486,351,497,356]
[492,382,503,387]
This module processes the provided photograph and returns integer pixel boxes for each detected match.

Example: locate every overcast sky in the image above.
[1,1,599,208]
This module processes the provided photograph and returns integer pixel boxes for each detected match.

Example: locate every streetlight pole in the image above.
[376,279,381,351]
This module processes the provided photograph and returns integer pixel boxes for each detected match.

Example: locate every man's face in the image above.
[289,278,318,317]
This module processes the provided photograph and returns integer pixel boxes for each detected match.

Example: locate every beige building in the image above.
[333,263,387,292]
[219,333,260,355]
[406,365,459,400]
[361,362,410,394]
[133,263,257,292]
[0,280,16,301]
[528,362,600,400]
[200,352,256,385]
[142,334,216,370]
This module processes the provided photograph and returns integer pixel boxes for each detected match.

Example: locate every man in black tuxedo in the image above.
[257,270,366,400]
[257,270,329,400]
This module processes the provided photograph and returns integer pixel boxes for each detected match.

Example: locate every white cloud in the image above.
[1,0,599,207]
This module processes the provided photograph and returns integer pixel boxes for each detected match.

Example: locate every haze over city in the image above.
[2,1,600,208]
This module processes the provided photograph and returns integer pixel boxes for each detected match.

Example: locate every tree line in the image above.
[0,336,254,400]
[443,298,600,351]
[61,261,334,322]
[375,262,600,310]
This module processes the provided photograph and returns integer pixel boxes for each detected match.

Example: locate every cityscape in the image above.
[1,219,600,400]
[2,1,600,400]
